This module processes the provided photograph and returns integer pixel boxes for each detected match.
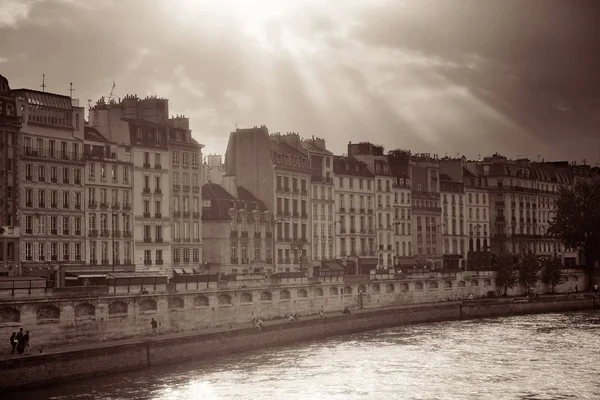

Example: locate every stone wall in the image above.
[1,296,595,391]
[0,270,588,349]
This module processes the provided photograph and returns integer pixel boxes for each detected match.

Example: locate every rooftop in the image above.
[12,88,74,110]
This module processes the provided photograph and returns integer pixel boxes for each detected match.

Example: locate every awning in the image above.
[321,263,345,272]
[396,257,417,266]
[182,268,193,274]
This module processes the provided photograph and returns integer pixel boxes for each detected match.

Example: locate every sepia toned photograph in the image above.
[0,0,599,399]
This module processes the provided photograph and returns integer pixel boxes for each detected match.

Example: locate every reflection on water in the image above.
[17,311,600,400]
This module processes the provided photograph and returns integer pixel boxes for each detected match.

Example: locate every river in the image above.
[14,311,600,400]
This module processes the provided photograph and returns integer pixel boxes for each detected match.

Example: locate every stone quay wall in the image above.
[0,295,596,391]
[0,270,587,349]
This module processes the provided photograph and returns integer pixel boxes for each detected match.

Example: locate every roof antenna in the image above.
[108,81,116,99]
[40,74,46,92]
[69,82,75,98]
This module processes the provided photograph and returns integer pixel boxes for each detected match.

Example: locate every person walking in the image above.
[15,328,24,354]
[9,332,16,354]
[23,331,30,354]
[151,318,158,336]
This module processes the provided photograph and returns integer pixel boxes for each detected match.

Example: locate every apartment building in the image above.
[83,127,134,271]
[300,137,335,266]
[129,118,171,272]
[225,127,311,274]
[438,158,468,268]
[201,182,273,275]
[13,88,86,278]
[411,153,443,268]
[465,154,574,264]
[333,156,377,273]
[0,75,21,276]
[168,116,204,268]
[461,167,491,269]
[386,150,413,266]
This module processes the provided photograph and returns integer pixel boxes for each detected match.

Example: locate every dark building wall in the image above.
[224,127,274,211]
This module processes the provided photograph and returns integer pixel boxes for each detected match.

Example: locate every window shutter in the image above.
[33,242,38,261]
[58,217,63,235]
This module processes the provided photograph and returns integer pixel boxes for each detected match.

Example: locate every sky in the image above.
[1,0,599,164]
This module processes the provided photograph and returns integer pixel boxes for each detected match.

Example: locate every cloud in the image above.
[0,0,598,164]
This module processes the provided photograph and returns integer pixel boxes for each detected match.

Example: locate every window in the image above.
[100,164,106,180]
[112,165,118,181]
[173,151,179,165]
[123,166,129,183]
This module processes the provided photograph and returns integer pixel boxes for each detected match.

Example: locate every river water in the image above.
[16,311,600,400]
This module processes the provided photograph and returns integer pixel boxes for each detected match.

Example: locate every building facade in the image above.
[83,127,134,272]
[0,75,21,276]
[129,118,171,272]
[13,89,86,278]
[386,150,413,267]
[225,128,312,274]
[410,153,443,267]
[168,116,204,270]
[300,137,334,271]
[333,155,377,274]
[202,182,272,275]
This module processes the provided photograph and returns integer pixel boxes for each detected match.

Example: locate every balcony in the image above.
[75,179,81,185]
[89,230,98,237]
[183,185,190,192]
[75,204,82,210]
[123,230,132,238]
[124,259,133,265]
[339,207,346,213]
[63,179,70,184]
[241,231,249,238]
[340,228,347,234]
[173,184,181,191]
[254,232,262,238]
[301,213,308,219]
[144,259,152,266]
[100,230,110,237]
[193,212,200,219]
[292,212,299,218]
[173,211,181,218]
[63,229,69,235]
[155,213,162,219]
[38,202,45,208]
[156,259,164,265]
[100,202,109,209]
[143,188,151,194]
[192,186,200,193]
[230,258,239,264]
[51,203,57,208]
[21,147,83,161]
[122,204,131,211]
[88,201,98,209]
[143,163,151,169]
[26,202,32,207]
[101,258,109,265]
[111,202,120,210]
[143,212,151,218]
[154,189,162,195]
[75,230,81,235]
[387,245,392,250]
[183,211,190,218]
[301,190,308,196]
[231,230,238,237]
[63,203,69,209]
[143,237,152,243]
[112,230,121,237]
[154,164,162,170]
[266,258,273,264]
[156,238,163,243]
[26,175,32,181]
[350,228,356,234]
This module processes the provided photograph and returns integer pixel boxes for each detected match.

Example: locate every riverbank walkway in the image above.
[0,301,461,361]
[2,293,593,362]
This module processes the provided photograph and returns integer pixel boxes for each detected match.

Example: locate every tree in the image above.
[494,248,518,296]
[517,249,541,295]
[547,178,600,289]
[541,256,563,293]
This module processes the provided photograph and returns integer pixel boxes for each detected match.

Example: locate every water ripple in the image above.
[17,311,600,400]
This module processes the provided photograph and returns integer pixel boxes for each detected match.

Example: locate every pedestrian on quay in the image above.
[151,318,158,336]
[23,331,30,354]
[15,328,24,354]
[9,332,16,354]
